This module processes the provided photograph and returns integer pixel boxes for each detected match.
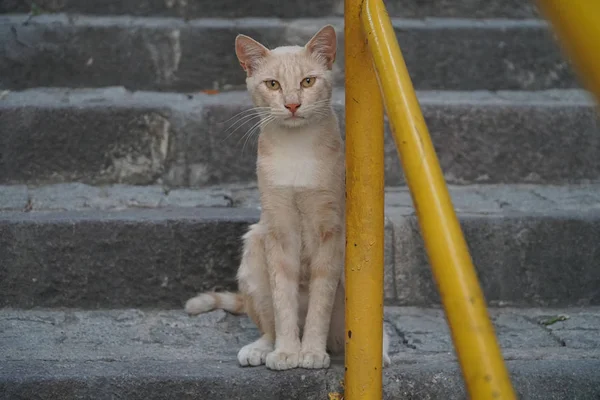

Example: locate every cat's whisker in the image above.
[221,114,271,137]
[241,116,274,155]
[237,117,267,146]
[223,111,270,133]
[301,104,333,112]
[218,107,271,125]
[309,99,332,105]
[223,115,268,139]
[302,101,331,108]
[252,117,276,147]
[239,125,262,155]
[311,111,333,118]
[251,116,275,145]
[223,113,270,142]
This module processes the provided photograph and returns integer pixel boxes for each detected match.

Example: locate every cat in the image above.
[185,25,391,371]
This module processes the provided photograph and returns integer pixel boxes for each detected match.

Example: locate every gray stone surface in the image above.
[392,211,600,307]
[4,182,600,214]
[0,183,261,211]
[0,207,259,308]
[0,0,540,18]
[1,308,599,399]
[0,15,575,91]
[2,88,598,187]
[4,359,600,400]
[0,184,599,308]
[386,307,562,352]
[29,183,169,210]
[0,91,174,185]
[390,185,600,306]
[0,185,27,210]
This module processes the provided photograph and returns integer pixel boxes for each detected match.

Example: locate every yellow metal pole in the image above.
[360,0,517,399]
[536,0,600,103]
[344,0,385,396]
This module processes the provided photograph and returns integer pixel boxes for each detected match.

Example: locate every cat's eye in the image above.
[301,77,316,88]
[265,80,281,90]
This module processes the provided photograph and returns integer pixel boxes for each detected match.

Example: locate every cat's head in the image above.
[235,25,336,128]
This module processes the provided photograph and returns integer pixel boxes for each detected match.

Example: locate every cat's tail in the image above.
[184,291,245,315]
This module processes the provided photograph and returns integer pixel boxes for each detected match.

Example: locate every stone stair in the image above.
[1,1,600,398]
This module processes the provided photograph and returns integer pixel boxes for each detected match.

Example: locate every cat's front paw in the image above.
[265,350,300,370]
[238,340,273,367]
[383,352,391,368]
[299,350,330,369]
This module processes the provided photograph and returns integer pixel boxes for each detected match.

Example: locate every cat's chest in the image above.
[260,138,322,188]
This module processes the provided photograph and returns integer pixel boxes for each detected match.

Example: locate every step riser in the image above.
[0,0,540,19]
[393,213,600,306]
[2,89,598,187]
[1,208,598,308]
[0,209,253,309]
[0,16,574,91]
[1,361,600,400]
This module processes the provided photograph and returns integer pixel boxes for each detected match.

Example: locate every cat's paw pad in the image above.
[238,342,272,367]
[265,350,300,370]
[383,353,391,368]
[299,350,330,369]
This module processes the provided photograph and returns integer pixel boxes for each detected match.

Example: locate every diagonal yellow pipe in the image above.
[360,0,517,398]
[536,0,600,103]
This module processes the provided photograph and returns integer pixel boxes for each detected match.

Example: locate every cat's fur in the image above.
[185,25,390,371]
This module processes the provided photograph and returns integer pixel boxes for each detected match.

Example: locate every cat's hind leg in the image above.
[328,279,391,367]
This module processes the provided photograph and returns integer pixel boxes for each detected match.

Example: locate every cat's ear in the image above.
[235,34,269,76]
[305,25,337,70]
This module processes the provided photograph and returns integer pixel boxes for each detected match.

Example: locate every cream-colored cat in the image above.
[185,25,390,371]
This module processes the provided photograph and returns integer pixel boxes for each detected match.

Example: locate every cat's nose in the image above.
[284,103,301,114]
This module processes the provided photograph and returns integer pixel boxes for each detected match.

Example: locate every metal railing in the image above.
[343,0,518,398]
[535,1,600,103]
[344,0,599,398]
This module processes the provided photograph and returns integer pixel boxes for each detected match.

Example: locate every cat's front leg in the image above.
[299,229,344,369]
[264,228,302,371]
[236,224,275,367]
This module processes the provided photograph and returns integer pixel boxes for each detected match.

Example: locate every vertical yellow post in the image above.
[360,0,517,398]
[344,0,385,397]
[536,0,600,102]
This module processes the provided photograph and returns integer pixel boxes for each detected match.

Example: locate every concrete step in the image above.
[0,15,575,91]
[1,307,599,399]
[1,88,598,187]
[0,0,540,19]
[1,183,599,308]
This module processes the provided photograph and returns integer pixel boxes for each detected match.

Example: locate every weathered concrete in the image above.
[0,89,177,185]
[0,15,575,91]
[389,186,600,307]
[0,185,27,210]
[3,182,600,214]
[22,183,257,211]
[1,308,599,399]
[0,207,258,309]
[0,0,540,19]
[1,88,598,187]
[0,184,599,308]
[0,88,201,186]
